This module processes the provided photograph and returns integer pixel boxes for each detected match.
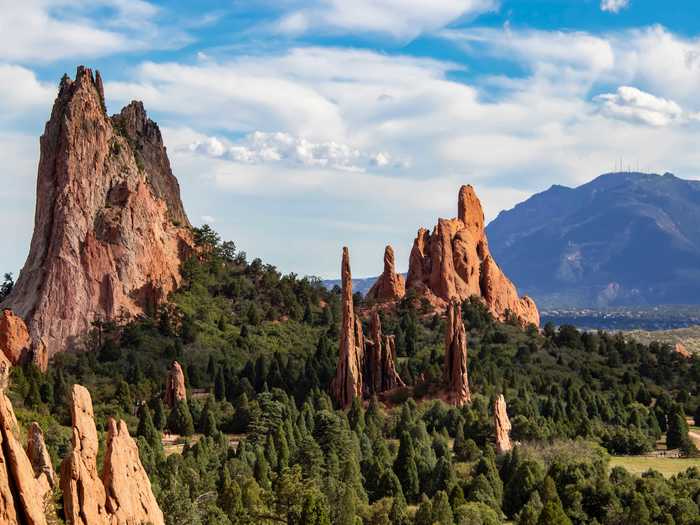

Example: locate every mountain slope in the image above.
[487,172,700,307]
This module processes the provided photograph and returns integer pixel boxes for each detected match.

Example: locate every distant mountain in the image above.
[487,172,700,307]
[322,276,394,295]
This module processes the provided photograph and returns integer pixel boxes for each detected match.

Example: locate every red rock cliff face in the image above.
[494,394,512,454]
[406,185,539,326]
[164,360,187,408]
[0,67,192,369]
[365,311,405,395]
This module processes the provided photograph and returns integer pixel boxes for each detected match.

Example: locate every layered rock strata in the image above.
[366,245,405,302]
[0,66,193,370]
[406,185,539,326]
[444,303,471,406]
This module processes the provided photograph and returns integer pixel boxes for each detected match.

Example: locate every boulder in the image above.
[444,303,471,406]
[0,66,193,369]
[164,360,187,408]
[0,309,30,365]
[406,185,539,326]
[494,394,512,454]
[366,245,405,302]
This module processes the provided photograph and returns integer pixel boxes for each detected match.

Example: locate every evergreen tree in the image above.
[152,398,166,431]
[136,404,162,453]
[168,399,195,436]
[666,405,691,451]
[431,490,454,525]
[537,477,571,525]
[393,432,420,502]
[414,495,433,525]
[214,367,226,401]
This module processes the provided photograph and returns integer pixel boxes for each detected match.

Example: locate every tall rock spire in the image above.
[164,360,187,408]
[365,311,405,394]
[0,67,193,369]
[406,185,539,326]
[366,245,405,302]
[444,303,471,406]
[494,394,513,454]
[331,247,364,408]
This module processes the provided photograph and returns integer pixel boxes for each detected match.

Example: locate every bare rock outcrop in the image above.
[0,66,193,370]
[0,391,49,524]
[365,311,405,395]
[406,185,539,326]
[674,342,691,359]
[366,245,405,302]
[61,384,165,525]
[164,360,187,408]
[27,422,56,493]
[61,384,109,525]
[102,419,165,525]
[444,303,471,406]
[0,309,31,365]
[331,248,365,409]
[494,394,512,454]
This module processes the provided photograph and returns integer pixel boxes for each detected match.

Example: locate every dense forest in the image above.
[7,226,700,524]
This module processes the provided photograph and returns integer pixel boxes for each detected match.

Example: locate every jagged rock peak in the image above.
[444,303,471,406]
[1,66,193,369]
[164,360,187,408]
[102,418,165,525]
[406,185,539,326]
[331,247,364,408]
[367,245,405,302]
[494,394,512,454]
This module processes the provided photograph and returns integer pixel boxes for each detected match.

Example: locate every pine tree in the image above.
[537,477,571,525]
[518,492,543,525]
[431,490,453,525]
[115,380,133,414]
[214,367,226,401]
[414,495,433,525]
[393,432,420,502]
[136,404,162,453]
[666,405,691,450]
[168,399,195,436]
[200,400,218,436]
[152,398,166,431]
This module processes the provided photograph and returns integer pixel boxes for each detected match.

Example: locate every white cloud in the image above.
[200,215,217,224]
[189,131,404,172]
[0,0,188,62]
[601,0,629,14]
[594,86,683,127]
[0,64,55,120]
[273,0,499,40]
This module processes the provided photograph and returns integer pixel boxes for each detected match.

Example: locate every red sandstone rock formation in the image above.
[331,248,365,408]
[103,419,165,525]
[494,394,512,454]
[0,309,31,365]
[61,384,165,525]
[0,66,192,370]
[674,342,691,359]
[365,311,405,395]
[164,360,187,408]
[27,422,56,493]
[444,303,471,406]
[367,245,405,302]
[61,385,109,525]
[406,185,539,326]
[0,391,50,525]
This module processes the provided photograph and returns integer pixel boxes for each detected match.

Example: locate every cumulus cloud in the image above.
[594,86,683,127]
[601,0,629,14]
[273,0,499,40]
[0,64,55,120]
[189,132,405,172]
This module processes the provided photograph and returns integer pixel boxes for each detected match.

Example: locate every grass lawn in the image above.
[610,456,700,477]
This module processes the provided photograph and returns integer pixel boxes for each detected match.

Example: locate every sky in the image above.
[2,0,700,280]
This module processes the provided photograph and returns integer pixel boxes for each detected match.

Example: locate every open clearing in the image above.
[610,456,700,477]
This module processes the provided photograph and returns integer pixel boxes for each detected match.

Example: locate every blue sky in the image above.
[2,0,700,280]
